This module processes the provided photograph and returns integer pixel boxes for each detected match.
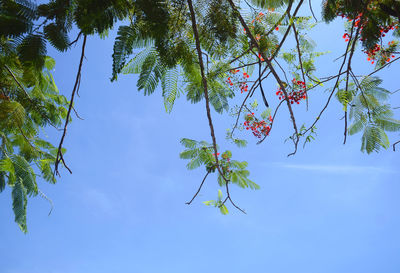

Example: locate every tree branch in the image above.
[228,0,305,157]
[4,65,31,99]
[186,171,210,205]
[292,22,308,110]
[303,18,358,136]
[393,140,400,151]
[187,0,244,213]
[54,35,87,176]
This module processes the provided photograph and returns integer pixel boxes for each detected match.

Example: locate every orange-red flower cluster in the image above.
[243,113,273,139]
[276,79,307,105]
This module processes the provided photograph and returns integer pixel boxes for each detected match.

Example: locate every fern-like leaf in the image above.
[249,0,290,9]
[11,155,37,196]
[17,34,47,70]
[112,24,154,80]
[0,101,26,131]
[44,23,70,52]
[137,53,166,95]
[12,177,28,233]
[122,47,155,75]
[162,66,180,113]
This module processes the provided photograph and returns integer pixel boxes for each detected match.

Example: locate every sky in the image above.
[1,3,400,273]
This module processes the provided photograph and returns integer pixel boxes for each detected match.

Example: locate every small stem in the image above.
[54,35,87,176]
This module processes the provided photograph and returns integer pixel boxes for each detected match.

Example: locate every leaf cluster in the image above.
[336,76,400,153]
[1,36,66,232]
[180,138,259,214]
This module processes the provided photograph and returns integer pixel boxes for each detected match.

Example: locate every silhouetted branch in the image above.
[393,140,400,151]
[186,171,210,205]
[187,0,245,213]
[54,35,87,176]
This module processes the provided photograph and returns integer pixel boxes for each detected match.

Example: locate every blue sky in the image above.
[1,4,400,273]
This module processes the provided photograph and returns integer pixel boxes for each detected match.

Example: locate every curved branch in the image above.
[187,0,244,213]
[186,171,210,205]
[303,19,358,136]
[228,0,305,156]
[54,35,87,176]
[393,140,400,151]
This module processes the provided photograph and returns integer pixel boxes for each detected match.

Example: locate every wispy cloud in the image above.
[73,188,119,217]
[277,163,394,174]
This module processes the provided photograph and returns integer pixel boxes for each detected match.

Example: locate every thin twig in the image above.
[257,100,285,144]
[4,65,31,99]
[229,48,251,64]
[228,0,305,157]
[393,140,400,151]
[308,0,318,22]
[228,1,295,74]
[303,18,357,135]
[250,69,271,97]
[187,0,245,213]
[273,59,289,85]
[186,171,210,205]
[349,69,372,121]
[38,189,54,216]
[230,70,269,137]
[367,57,400,77]
[258,60,269,107]
[343,23,361,144]
[54,35,87,176]
[292,22,308,110]
[68,31,82,46]
[72,106,84,120]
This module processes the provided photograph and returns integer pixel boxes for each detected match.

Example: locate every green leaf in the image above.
[180,138,198,149]
[219,204,229,215]
[222,150,232,159]
[39,159,56,184]
[248,180,261,190]
[0,157,15,174]
[186,157,203,170]
[218,189,223,201]
[43,23,70,52]
[122,47,156,75]
[137,52,166,95]
[179,149,198,159]
[348,116,366,135]
[44,57,56,70]
[203,200,216,206]
[0,101,26,130]
[162,66,180,113]
[261,108,272,120]
[375,117,400,132]
[233,138,247,148]
[208,81,230,113]
[251,99,258,109]
[112,24,154,80]
[361,125,389,153]
[217,173,226,186]
[17,34,47,70]
[11,155,37,196]
[12,178,28,233]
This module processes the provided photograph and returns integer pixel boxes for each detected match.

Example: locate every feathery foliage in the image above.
[1,0,400,229]
[337,76,400,153]
[1,34,67,232]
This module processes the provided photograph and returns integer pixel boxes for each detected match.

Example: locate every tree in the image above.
[1,0,399,232]
[1,0,130,232]
[0,37,68,232]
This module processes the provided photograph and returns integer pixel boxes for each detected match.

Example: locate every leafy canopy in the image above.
[1,0,400,231]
